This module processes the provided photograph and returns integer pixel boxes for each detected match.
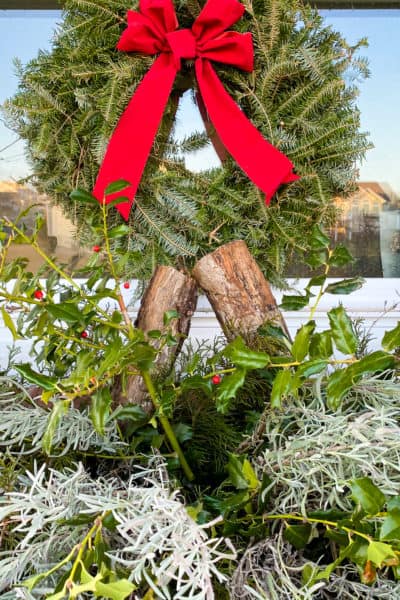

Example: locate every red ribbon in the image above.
[93,0,299,220]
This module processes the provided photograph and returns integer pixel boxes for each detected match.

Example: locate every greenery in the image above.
[2,0,371,284]
[0,203,399,598]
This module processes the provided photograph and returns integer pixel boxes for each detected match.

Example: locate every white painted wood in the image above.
[1,278,399,368]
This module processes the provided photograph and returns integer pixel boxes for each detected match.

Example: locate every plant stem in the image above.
[142,370,194,481]
[263,513,373,543]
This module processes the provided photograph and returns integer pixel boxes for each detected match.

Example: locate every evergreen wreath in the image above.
[3,0,371,283]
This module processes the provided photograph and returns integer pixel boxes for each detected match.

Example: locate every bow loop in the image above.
[117,11,166,54]
[139,0,178,34]
[197,31,253,72]
[192,0,246,43]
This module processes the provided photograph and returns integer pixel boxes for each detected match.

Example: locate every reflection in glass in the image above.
[0,181,88,272]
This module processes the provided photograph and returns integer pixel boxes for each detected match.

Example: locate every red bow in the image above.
[93,0,299,220]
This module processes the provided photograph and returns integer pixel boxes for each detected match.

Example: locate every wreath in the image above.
[4,0,370,282]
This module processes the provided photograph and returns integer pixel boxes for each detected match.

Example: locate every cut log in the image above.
[192,240,289,342]
[117,265,198,411]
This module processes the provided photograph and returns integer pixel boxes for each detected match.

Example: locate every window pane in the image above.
[0,10,88,272]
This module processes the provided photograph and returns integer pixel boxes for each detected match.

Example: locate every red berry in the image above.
[212,374,222,385]
[33,290,44,300]
[92,245,101,253]
[123,282,130,289]
[81,331,88,339]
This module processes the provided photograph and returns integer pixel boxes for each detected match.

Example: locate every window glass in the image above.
[0,9,88,272]
[1,8,399,277]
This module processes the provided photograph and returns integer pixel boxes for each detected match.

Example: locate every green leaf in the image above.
[326,367,353,409]
[367,541,397,567]
[46,302,84,324]
[216,368,246,413]
[310,224,330,249]
[291,321,315,362]
[309,330,333,359]
[180,374,212,396]
[284,524,312,549]
[350,478,386,515]
[296,359,328,378]
[329,245,354,267]
[328,306,357,355]
[242,458,260,491]
[380,508,400,541]
[382,322,400,352]
[105,179,131,196]
[223,336,269,369]
[91,388,112,435]
[130,343,157,371]
[107,224,130,238]
[306,274,327,289]
[163,309,179,326]
[42,400,69,455]
[15,363,58,391]
[109,404,147,423]
[94,578,136,600]
[70,188,98,205]
[1,307,21,340]
[325,277,365,295]
[351,351,395,378]
[227,454,250,490]
[270,369,292,409]
[387,496,400,511]
[280,293,310,311]
[23,573,47,591]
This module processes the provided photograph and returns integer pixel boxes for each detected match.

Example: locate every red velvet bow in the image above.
[93,0,299,220]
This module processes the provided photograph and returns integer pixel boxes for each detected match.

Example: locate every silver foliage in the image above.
[230,533,400,599]
[0,381,126,456]
[0,461,235,599]
[256,378,400,514]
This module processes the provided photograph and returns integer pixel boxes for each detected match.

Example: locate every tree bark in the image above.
[192,240,289,343]
[117,266,198,411]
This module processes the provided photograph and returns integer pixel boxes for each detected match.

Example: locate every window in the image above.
[1,3,400,280]
[0,8,88,271]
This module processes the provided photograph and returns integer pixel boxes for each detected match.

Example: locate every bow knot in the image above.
[166,29,197,67]
[94,0,299,220]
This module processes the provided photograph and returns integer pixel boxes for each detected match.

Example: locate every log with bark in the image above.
[192,240,290,344]
[115,265,198,411]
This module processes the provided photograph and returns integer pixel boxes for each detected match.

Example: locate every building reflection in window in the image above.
[0,181,88,272]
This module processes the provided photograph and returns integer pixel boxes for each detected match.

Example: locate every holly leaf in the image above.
[15,363,58,391]
[94,579,136,600]
[216,368,246,413]
[367,541,397,567]
[380,508,400,541]
[105,179,131,196]
[223,337,269,369]
[309,330,333,360]
[284,524,312,549]
[296,359,328,378]
[70,188,98,205]
[291,321,315,362]
[328,244,354,267]
[46,302,84,324]
[42,400,69,455]
[280,293,310,311]
[1,307,21,340]
[382,322,400,352]
[325,277,365,295]
[350,478,386,515]
[270,369,292,409]
[107,224,131,238]
[91,388,112,435]
[328,306,357,355]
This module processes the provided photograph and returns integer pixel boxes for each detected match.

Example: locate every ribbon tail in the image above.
[195,59,299,203]
[93,54,177,220]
